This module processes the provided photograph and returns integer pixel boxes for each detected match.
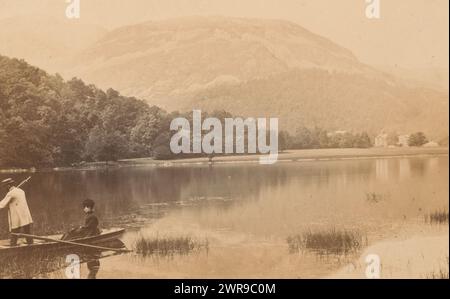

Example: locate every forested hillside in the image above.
[187,69,449,138]
[63,17,448,138]
[1,17,447,142]
[0,55,168,167]
[0,55,443,168]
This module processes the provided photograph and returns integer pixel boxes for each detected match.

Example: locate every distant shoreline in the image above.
[0,147,448,173]
[119,147,449,167]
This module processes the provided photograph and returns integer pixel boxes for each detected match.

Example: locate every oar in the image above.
[16,176,32,189]
[11,233,131,253]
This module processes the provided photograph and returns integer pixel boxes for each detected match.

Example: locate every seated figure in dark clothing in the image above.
[62,199,101,241]
[62,199,102,279]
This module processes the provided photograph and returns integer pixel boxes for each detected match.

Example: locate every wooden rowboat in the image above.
[0,228,126,257]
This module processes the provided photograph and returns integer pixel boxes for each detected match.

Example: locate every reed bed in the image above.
[426,257,449,279]
[134,235,209,257]
[426,268,449,279]
[365,192,386,203]
[287,228,366,256]
[425,210,449,225]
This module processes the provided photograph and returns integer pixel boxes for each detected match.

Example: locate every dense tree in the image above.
[278,131,291,152]
[293,127,314,149]
[387,132,399,146]
[408,132,428,147]
[354,132,372,148]
[152,132,173,160]
[0,55,417,168]
[0,55,168,167]
[279,128,373,150]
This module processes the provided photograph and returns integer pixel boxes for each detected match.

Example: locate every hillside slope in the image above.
[0,55,166,167]
[64,16,447,138]
[66,16,379,105]
[1,16,447,139]
[187,69,449,138]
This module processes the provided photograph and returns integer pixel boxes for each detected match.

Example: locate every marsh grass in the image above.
[425,210,449,225]
[134,235,209,257]
[287,229,366,256]
[426,269,449,279]
[426,257,449,279]
[366,192,386,203]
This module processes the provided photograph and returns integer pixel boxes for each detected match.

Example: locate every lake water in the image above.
[0,155,448,278]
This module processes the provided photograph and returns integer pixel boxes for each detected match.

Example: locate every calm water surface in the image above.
[1,156,448,278]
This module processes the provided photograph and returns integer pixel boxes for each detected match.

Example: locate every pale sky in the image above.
[0,0,448,69]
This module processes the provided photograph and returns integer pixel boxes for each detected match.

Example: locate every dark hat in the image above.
[1,178,15,186]
[82,198,95,209]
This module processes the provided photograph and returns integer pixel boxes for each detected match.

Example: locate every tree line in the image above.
[0,56,169,167]
[1,56,375,168]
[278,127,372,151]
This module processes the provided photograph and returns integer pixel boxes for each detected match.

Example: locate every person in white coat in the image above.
[0,178,34,246]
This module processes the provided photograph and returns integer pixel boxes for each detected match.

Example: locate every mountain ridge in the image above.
[63,16,387,107]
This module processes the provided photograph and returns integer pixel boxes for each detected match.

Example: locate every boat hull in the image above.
[0,228,126,257]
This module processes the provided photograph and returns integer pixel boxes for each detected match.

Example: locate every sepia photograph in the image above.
[0,0,448,286]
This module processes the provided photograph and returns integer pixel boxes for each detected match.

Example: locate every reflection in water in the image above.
[87,256,100,279]
[0,156,448,278]
[399,159,411,180]
[1,157,448,238]
[409,158,428,175]
[428,157,439,170]
[0,249,116,279]
[375,159,389,181]
[2,166,292,237]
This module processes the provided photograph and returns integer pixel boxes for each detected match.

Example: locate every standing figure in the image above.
[0,178,34,246]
